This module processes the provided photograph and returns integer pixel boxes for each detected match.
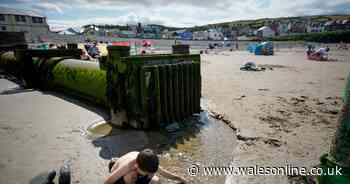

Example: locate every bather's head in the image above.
[135,149,159,175]
[326,46,330,52]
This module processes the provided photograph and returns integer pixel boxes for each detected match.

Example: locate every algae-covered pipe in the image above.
[0,51,108,107]
[47,59,108,107]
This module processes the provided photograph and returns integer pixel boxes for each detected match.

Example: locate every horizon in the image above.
[1,0,350,30]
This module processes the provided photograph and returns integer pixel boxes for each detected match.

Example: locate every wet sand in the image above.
[200,50,350,184]
[0,76,235,184]
[0,78,111,184]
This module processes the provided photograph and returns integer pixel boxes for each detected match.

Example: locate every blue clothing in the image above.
[115,174,152,184]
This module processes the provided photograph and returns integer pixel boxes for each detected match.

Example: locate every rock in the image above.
[47,170,56,182]
[108,160,115,173]
[236,135,257,141]
[258,88,270,91]
[325,96,333,100]
[42,170,56,184]
[290,97,305,104]
[234,95,246,100]
[263,138,283,147]
[208,110,236,130]
[320,108,339,115]
[59,161,71,184]
[166,122,180,133]
[236,129,259,141]
[209,111,224,120]
[316,101,325,105]
[327,109,339,115]
[259,115,287,123]
[163,153,171,159]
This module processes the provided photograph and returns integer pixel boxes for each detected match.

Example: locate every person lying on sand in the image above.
[307,47,329,61]
[105,149,187,184]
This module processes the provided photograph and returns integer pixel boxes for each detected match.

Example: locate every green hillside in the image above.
[187,14,350,31]
[81,14,350,33]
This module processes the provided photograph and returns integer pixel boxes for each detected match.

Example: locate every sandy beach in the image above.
[201,49,350,184]
[0,48,349,184]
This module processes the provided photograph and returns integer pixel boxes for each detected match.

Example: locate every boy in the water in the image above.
[104,149,187,184]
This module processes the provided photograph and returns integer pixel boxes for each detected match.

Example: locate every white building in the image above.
[257,26,275,38]
[193,31,209,40]
[58,27,81,35]
[0,7,50,42]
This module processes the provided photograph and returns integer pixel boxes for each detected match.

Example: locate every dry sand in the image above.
[200,49,350,184]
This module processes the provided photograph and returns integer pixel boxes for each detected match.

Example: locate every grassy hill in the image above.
[81,14,350,33]
[266,30,350,43]
[187,14,350,31]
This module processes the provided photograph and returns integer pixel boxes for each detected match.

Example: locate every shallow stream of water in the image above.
[86,100,237,184]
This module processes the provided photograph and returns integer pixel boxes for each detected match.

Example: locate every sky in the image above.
[1,0,350,30]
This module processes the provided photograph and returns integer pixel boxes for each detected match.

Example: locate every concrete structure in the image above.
[0,7,49,42]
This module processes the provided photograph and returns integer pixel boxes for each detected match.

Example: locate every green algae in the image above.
[51,63,108,106]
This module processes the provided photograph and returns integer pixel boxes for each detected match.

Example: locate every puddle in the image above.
[146,111,237,184]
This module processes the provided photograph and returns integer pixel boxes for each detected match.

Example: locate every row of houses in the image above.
[158,18,350,40]
[74,24,227,40]
[246,19,350,38]
[77,24,164,39]
[50,18,350,41]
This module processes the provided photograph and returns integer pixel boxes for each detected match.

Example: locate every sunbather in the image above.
[308,46,330,61]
